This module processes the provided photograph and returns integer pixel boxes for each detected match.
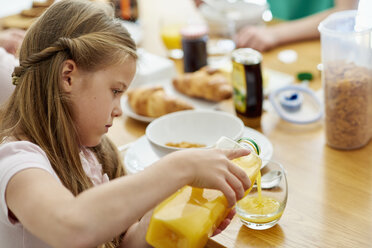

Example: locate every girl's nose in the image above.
[112,102,123,117]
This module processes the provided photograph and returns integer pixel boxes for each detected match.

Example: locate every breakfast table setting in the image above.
[108,0,372,247]
[2,0,371,247]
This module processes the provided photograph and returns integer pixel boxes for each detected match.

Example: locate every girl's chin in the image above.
[80,137,102,148]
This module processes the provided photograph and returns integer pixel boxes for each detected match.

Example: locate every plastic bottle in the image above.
[146,137,261,248]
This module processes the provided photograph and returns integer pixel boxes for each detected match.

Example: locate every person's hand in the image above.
[166,148,251,207]
[235,25,279,52]
[212,208,236,236]
[193,0,203,8]
[0,29,26,55]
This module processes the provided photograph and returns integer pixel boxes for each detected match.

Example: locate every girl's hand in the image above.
[212,208,236,236]
[164,148,251,207]
[235,26,279,52]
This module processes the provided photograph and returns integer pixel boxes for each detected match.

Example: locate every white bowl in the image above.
[200,0,268,37]
[145,110,244,156]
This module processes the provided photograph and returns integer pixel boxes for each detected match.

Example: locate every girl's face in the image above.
[65,59,136,147]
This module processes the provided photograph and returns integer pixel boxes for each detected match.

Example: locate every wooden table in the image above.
[107,1,372,247]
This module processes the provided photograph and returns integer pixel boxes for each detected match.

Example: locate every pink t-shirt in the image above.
[0,141,57,247]
[0,141,109,247]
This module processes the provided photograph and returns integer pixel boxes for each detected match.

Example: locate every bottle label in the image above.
[232,61,247,113]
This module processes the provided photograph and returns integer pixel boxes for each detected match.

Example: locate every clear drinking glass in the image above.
[236,160,288,230]
[159,18,184,59]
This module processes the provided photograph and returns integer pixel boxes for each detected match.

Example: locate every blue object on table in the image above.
[279,91,303,112]
[269,85,323,124]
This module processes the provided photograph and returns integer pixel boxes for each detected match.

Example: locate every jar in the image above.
[319,10,372,149]
[145,137,261,248]
[181,25,208,73]
[231,48,263,128]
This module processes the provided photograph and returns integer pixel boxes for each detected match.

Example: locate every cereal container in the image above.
[318,10,372,149]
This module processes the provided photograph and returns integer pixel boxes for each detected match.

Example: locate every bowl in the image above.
[199,0,268,37]
[145,110,244,156]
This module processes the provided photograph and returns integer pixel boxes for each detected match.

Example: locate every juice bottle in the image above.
[146,137,261,248]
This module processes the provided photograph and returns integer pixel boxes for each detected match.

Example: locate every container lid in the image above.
[318,10,372,36]
[231,48,262,65]
[181,25,208,39]
[269,85,323,124]
[237,137,260,155]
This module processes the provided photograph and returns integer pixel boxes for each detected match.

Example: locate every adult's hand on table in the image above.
[235,25,279,52]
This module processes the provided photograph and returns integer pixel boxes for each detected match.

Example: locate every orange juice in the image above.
[160,25,182,50]
[237,172,283,224]
[146,153,262,248]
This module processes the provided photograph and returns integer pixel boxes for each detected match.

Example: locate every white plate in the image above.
[121,78,221,123]
[123,126,273,174]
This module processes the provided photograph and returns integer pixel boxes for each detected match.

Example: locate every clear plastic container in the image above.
[145,137,261,248]
[318,10,372,150]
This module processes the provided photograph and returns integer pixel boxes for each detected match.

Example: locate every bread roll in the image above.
[172,66,232,102]
[127,85,193,117]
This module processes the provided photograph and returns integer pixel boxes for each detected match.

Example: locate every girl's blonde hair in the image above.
[0,0,137,247]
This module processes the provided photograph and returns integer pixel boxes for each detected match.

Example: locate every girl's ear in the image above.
[61,59,78,93]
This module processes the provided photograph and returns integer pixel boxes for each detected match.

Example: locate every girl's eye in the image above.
[112,89,123,96]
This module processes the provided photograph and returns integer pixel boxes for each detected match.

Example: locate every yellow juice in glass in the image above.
[146,152,262,248]
[237,172,283,224]
[160,25,182,50]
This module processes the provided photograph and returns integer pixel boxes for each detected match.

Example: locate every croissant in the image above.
[172,66,233,102]
[127,85,193,117]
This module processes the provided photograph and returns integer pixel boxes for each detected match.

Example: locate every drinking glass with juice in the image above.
[236,159,288,230]
[160,22,184,59]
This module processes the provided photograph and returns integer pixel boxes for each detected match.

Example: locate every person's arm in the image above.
[6,148,250,248]
[235,0,358,51]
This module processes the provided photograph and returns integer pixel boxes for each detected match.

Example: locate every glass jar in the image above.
[318,10,372,149]
[231,48,263,128]
[181,25,208,73]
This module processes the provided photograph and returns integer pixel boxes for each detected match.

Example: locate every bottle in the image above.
[181,25,208,73]
[231,48,263,128]
[146,137,261,248]
[112,0,138,22]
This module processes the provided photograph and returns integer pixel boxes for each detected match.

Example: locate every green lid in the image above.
[297,72,313,81]
[237,137,260,155]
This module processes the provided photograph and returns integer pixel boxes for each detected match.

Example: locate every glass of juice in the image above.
[159,19,184,59]
[236,160,288,230]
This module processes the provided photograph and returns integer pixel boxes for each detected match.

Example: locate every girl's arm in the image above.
[6,148,250,248]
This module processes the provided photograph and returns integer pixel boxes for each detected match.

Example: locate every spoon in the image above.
[254,170,283,189]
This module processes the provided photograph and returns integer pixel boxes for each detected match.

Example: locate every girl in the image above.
[0,1,251,247]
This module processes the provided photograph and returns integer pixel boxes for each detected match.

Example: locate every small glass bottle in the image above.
[231,48,263,128]
[112,0,139,22]
[181,25,208,73]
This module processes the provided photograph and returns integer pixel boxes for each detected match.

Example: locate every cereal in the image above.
[165,142,206,148]
[324,61,372,149]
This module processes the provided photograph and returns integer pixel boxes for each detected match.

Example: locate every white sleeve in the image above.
[0,141,59,226]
